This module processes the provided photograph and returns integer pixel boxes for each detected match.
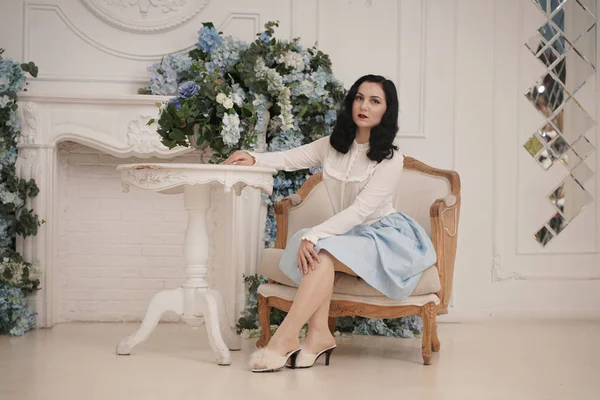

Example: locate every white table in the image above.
[114,163,275,365]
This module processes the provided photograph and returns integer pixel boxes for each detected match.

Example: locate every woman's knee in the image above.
[319,250,357,276]
[317,250,336,268]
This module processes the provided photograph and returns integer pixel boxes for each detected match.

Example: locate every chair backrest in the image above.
[286,159,453,241]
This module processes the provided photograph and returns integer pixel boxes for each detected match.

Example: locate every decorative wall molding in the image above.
[126,115,170,154]
[17,101,40,145]
[18,93,172,105]
[33,74,150,84]
[397,0,428,138]
[219,12,261,34]
[80,0,210,33]
[23,3,195,61]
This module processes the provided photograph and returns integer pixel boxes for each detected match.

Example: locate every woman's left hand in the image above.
[297,239,320,275]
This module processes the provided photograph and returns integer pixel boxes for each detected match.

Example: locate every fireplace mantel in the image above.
[16,93,267,328]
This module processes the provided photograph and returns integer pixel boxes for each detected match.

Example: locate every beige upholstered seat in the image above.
[255,156,461,365]
[258,248,441,297]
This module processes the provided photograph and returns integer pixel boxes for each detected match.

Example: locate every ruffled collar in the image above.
[353,139,369,151]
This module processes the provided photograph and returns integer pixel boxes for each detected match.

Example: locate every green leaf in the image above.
[146,118,155,126]
[169,129,186,141]
[298,105,308,119]
[241,106,252,118]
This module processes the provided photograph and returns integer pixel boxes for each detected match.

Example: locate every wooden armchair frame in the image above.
[256,156,461,365]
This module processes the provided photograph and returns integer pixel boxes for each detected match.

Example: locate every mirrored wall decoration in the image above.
[525,0,597,247]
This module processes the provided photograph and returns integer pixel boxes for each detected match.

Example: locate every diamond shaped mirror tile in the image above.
[547,175,593,221]
[549,134,569,157]
[571,136,595,158]
[548,212,568,234]
[555,98,595,144]
[570,161,594,185]
[534,225,555,246]
[536,148,559,170]
[524,133,544,156]
[560,147,582,169]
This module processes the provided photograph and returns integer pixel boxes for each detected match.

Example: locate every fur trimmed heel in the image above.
[250,347,302,372]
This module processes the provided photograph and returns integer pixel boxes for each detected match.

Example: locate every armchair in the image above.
[255,156,461,365]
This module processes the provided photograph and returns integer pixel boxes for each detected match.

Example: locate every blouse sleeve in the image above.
[300,152,405,245]
[248,136,330,172]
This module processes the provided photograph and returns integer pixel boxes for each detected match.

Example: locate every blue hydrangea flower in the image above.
[5,110,20,132]
[0,284,37,336]
[273,175,293,190]
[166,53,193,73]
[268,130,304,152]
[0,58,26,93]
[146,53,193,95]
[167,97,182,110]
[258,32,271,43]
[324,109,337,125]
[178,81,200,98]
[147,62,178,95]
[0,95,11,108]
[0,218,12,250]
[205,37,247,74]
[197,26,223,54]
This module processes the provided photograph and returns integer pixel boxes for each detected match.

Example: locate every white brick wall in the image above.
[56,142,205,322]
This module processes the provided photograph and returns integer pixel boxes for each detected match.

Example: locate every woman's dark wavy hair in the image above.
[330,74,399,162]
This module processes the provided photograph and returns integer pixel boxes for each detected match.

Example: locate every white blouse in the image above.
[249,136,404,245]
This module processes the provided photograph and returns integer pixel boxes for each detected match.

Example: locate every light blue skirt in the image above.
[278,212,437,301]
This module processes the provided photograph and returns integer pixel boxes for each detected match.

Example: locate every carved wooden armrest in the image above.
[273,172,324,249]
[429,191,461,314]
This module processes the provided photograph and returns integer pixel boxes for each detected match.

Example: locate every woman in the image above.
[222,74,436,372]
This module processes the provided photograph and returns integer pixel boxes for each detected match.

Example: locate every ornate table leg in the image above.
[116,288,183,355]
[116,184,239,364]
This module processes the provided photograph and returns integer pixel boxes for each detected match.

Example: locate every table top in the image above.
[117,163,276,195]
[116,163,276,174]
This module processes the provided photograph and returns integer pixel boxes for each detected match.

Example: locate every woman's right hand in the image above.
[221,151,255,166]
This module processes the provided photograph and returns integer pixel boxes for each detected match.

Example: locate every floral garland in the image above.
[0,48,42,336]
[143,23,422,338]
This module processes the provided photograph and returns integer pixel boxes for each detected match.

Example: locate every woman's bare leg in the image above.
[265,251,337,355]
[305,251,356,352]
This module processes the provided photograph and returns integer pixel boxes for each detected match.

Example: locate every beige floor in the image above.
[0,319,598,400]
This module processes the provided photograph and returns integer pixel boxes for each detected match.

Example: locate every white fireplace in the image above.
[16,93,267,328]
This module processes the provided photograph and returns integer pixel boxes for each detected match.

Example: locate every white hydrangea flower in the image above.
[220,113,241,146]
[277,51,305,71]
[0,184,23,207]
[28,263,41,281]
[231,93,243,107]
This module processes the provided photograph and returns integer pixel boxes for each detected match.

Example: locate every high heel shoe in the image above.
[249,347,301,373]
[291,345,337,368]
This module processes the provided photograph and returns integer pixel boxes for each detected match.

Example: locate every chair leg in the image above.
[420,302,436,365]
[431,311,440,352]
[328,317,336,335]
[256,294,271,348]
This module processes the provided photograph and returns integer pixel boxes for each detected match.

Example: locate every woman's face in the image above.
[352,81,387,130]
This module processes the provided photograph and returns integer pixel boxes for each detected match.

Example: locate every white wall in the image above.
[1,0,598,321]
